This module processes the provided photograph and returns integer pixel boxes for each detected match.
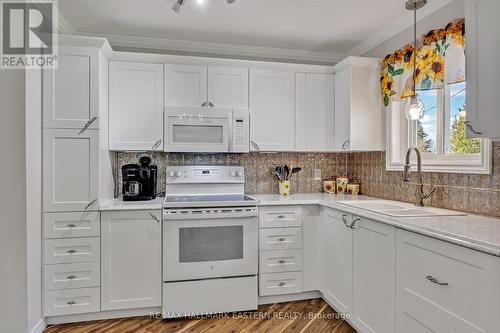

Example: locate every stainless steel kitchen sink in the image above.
[336,200,466,217]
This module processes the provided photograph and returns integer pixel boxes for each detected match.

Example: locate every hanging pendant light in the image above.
[404,0,427,120]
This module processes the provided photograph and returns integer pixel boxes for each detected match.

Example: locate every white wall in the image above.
[363,0,465,58]
[26,70,44,333]
[0,70,29,333]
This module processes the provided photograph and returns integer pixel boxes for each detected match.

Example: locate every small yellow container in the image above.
[323,180,336,193]
[279,180,290,196]
[347,183,360,195]
[336,177,348,194]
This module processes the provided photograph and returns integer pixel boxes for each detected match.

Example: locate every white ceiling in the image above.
[58,0,452,64]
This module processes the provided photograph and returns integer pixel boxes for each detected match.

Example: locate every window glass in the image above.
[416,89,438,154]
[447,82,480,154]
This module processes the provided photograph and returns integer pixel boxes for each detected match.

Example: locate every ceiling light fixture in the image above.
[404,0,427,121]
[172,0,236,13]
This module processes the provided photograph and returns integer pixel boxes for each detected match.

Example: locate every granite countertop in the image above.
[99,193,500,257]
[249,193,500,257]
[99,197,164,211]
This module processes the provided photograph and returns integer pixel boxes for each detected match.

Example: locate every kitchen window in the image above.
[386,82,492,174]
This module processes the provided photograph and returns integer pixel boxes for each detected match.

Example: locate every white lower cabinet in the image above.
[352,217,395,333]
[396,229,500,333]
[321,209,353,314]
[101,210,162,311]
[44,287,101,317]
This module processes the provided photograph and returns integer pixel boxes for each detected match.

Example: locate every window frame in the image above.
[386,85,492,174]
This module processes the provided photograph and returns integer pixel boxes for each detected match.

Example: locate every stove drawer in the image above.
[259,249,302,273]
[44,237,100,264]
[44,262,100,290]
[259,206,302,228]
[44,287,100,316]
[259,271,303,296]
[259,228,302,251]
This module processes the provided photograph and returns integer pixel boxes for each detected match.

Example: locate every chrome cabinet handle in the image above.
[201,102,207,107]
[85,199,97,210]
[78,116,98,134]
[250,141,260,151]
[277,238,286,242]
[66,249,77,254]
[426,275,449,286]
[341,140,350,150]
[66,300,77,305]
[67,224,77,228]
[465,121,482,135]
[208,101,214,107]
[278,260,286,264]
[350,218,360,229]
[149,213,160,223]
[342,214,350,228]
[277,215,286,219]
[278,282,286,287]
[66,275,77,280]
[151,140,162,150]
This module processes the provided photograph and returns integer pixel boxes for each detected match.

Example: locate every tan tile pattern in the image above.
[348,142,500,217]
[117,152,349,196]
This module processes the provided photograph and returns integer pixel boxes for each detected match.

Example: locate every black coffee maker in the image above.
[122,156,157,201]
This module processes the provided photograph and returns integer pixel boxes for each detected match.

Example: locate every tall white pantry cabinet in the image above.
[42,36,114,318]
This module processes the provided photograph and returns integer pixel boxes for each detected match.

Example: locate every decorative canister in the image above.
[279,180,291,196]
[336,177,348,194]
[347,183,360,195]
[323,180,336,193]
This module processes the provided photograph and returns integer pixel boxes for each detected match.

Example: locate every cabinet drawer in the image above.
[259,228,302,251]
[44,212,100,239]
[259,271,303,296]
[259,249,303,273]
[259,206,302,228]
[44,237,100,264]
[396,298,453,333]
[44,287,100,316]
[396,230,500,333]
[44,262,100,290]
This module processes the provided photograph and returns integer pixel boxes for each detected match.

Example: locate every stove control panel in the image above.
[166,166,245,184]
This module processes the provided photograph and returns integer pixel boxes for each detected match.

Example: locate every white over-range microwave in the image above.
[164,107,250,153]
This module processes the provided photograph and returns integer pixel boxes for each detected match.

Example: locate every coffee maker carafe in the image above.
[122,156,157,201]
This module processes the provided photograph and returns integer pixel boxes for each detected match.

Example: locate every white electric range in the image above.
[162,165,258,318]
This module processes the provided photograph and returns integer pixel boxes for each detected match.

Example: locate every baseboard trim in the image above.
[258,290,322,305]
[46,307,161,325]
[29,318,47,333]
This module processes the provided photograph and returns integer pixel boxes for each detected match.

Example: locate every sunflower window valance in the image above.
[381,18,465,107]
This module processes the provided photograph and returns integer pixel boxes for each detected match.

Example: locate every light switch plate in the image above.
[313,168,322,180]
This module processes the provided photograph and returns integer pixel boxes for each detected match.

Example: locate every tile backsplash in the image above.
[116,152,348,196]
[348,142,500,218]
[116,142,500,218]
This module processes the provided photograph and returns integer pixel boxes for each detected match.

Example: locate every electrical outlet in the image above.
[313,168,322,180]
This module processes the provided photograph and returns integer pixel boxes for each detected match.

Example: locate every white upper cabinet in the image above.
[165,64,208,107]
[333,57,383,151]
[466,0,500,139]
[295,73,335,152]
[44,129,99,212]
[44,47,99,129]
[249,69,295,152]
[109,61,164,151]
[165,64,248,109]
[353,217,396,333]
[208,67,249,109]
[101,210,162,311]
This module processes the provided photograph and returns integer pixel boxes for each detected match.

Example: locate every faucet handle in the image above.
[423,187,437,200]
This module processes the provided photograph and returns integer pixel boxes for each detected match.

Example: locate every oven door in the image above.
[165,111,230,153]
[163,207,258,282]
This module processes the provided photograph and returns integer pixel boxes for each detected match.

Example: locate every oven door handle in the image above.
[163,207,258,220]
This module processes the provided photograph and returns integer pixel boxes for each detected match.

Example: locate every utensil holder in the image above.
[279,180,290,196]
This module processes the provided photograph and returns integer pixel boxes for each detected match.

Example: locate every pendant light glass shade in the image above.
[405,94,425,120]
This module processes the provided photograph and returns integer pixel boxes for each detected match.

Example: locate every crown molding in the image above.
[77,33,346,65]
[347,0,453,56]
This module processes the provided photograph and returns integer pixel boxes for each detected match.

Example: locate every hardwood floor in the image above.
[43,298,357,333]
